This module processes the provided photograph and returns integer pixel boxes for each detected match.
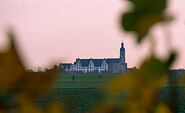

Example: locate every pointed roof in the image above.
[92,59,104,67]
[76,59,107,67]
[79,59,91,67]
[120,42,125,51]
[76,58,120,67]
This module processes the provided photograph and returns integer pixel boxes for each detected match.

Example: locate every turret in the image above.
[120,42,125,63]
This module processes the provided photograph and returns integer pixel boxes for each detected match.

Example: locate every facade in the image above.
[59,42,127,74]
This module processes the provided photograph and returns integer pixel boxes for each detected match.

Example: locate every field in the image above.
[52,74,116,88]
[0,74,185,113]
[0,88,103,113]
[52,74,185,88]
[50,74,185,113]
[37,88,103,113]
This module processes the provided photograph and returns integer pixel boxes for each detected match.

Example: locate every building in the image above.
[59,42,127,74]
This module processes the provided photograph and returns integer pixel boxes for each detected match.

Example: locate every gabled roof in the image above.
[59,63,72,68]
[75,58,120,67]
[106,58,120,63]
[76,59,105,67]
[92,59,104,67]
[79,59,91,67]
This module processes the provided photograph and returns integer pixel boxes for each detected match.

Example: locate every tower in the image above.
[120,42,127,72]
[120,42,125,63]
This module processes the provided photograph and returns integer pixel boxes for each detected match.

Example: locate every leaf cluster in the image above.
[0,31,65,113]
[121,0,169,42]
[0,0,183,113]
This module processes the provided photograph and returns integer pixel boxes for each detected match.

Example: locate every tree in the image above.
[37,67,43,72]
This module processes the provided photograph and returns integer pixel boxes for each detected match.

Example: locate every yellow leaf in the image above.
[20,68,57,98]
[154,104,172,113]
[47,103,66,113]
[105,56,169,113]
[88,104,114,113]
[181,75,185,83]
[0,31,26,90]
[18,94,43,113]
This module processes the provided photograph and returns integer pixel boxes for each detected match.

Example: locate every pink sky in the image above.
[0,0,184,70]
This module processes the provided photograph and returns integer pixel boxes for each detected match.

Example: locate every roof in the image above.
[92,59,104,67]
[79,59,91,67]
[62,63,72,67]
[76,59,104,67]
[76,58,120,67]
[106,58,120,63]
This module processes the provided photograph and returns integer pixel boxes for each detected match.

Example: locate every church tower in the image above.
[120,42,127,72]
[120,42,125,63]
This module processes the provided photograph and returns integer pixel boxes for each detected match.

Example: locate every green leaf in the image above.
[121,0,168,42]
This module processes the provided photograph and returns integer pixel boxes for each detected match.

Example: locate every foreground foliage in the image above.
[0,0,184,113]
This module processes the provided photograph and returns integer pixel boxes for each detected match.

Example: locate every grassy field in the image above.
[37,89,103,113]
[0,88,103,113]
[52,74,116,88]
[55,74,115,82]
[0,74,184,113]
[52,74,185,88]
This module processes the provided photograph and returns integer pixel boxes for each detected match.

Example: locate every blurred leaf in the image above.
[0,31,26,90]
[181,75,185,83]
[0,107,7,113]
[154,104,172,113]
[47,103,66,113]
[0,111,6,113]
[20,69,57,98]
[166,51,177,68]
[108,57,168,96]
[18,94,43,113]
[0,30,59,113]
[104,55,174,113]
[121,0,169,42]
[88,104,114,113]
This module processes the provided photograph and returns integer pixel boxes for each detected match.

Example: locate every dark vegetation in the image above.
[1,72,185,113]
[37,89,102,113]
[0,86,185,113]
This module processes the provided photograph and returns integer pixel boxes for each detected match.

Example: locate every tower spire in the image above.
[121,42,124,47]
[120,42,125,63]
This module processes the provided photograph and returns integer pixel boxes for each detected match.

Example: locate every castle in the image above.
[60,42,127,74]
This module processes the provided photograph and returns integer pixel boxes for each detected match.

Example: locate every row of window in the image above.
[74,67,108,70]
[75,65,108,68]
[76,63,108,67]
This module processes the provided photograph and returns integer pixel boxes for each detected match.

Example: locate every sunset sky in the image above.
[0,0,184,70]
